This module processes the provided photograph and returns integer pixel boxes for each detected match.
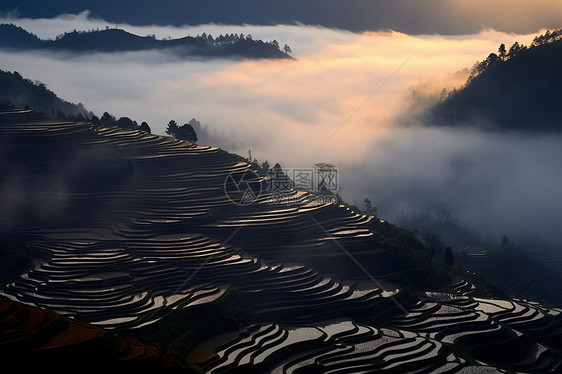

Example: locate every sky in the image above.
[1,11,561,249]
[3,1,562,34]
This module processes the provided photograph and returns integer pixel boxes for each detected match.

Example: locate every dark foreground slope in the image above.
[0,69,91,119]
[0,297,190,372]
[1,102,562,372]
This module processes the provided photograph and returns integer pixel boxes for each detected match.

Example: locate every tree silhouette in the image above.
[139,121,151,133]
[178,122,197,142]
[423,233,444,267]
[55,109,67,120]
[532,29,562,47]
[100,112,116,127]
[501,235,510,248]
[508,41,525,59]
[283,44,292,55]
[187,118,202,134]
[261,160,270,174]
[363,198,377,215]
[498,43,507,61]
[117,116,136,130]
[469,52,500,80]
[445,246,454,267]
[165,120,179,136]
[166,119,197,142]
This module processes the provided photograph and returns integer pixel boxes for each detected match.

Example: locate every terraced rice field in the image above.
[2,103,562,372]
[194,287,562,373]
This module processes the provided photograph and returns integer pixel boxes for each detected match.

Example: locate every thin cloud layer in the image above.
[344,128,562,247]
[0,13,557,248]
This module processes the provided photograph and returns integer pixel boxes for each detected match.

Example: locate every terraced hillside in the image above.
[2,101,562,372]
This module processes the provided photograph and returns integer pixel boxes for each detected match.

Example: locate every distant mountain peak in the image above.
[0,23,293,59]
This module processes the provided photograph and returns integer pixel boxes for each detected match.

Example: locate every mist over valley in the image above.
[1,14,559,251]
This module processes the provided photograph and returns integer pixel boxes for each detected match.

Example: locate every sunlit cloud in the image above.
[0,14,539,163]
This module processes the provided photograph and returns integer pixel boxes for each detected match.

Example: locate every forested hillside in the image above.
[427,29,562,131]
[0,24,292,59]
[0,69,90,119]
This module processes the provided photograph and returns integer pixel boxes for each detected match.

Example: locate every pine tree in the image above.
[498,43,507,61]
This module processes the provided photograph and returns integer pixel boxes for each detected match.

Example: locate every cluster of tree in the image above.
[199,32,247,45]
[197,32,292,54]
[54,109,90,122]
[429,27,562,132]
[467,28,562,82]
[244,150,273,176]
[422,233,454,267]
[467,42,528,81]
[0,23,292,58]
[531,29,562,47]
[50,27,293,54]
[165,119,198,142]
[89,112,151,133]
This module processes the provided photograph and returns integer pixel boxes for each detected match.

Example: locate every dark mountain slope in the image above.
[52,27,157,52]
[0,22,41,48]
[0,69,90,119]
[427,34,562,131]
[0,23,291,59]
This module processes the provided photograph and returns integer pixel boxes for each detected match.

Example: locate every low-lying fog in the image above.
[1,12,560,250]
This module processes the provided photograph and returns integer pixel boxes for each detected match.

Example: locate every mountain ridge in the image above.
[426,30,562,131]
[0,23,292,59]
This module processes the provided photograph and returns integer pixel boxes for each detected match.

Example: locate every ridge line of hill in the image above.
[0,23,293,59]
